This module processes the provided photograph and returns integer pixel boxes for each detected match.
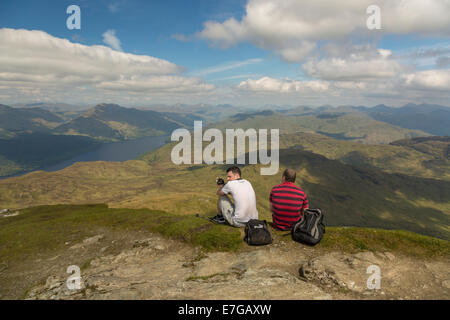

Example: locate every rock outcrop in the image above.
[24,233,450,300]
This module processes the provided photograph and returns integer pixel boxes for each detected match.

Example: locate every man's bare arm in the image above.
[216,184,225,196]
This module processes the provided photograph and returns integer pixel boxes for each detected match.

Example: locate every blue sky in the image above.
[0,0,449,107]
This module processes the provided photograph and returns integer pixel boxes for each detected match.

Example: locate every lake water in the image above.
[1,135,168,179]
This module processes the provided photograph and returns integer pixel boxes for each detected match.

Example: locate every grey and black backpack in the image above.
[291,208,325,245]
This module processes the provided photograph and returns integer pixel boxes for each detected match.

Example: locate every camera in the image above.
[216,178,225,186]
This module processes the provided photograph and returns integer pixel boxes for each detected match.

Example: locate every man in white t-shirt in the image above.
[213,166,258,227]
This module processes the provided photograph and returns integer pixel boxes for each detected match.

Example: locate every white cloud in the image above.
[302,47,407,81]
[199,17,249,48]
[235,71,450,106]
[403,69,450,91]
[102,29,122,51]
[381,0,450,36]
[275,42,317,63]
[96,75,214,93]
[0,28,215,104]
[196,0,450,62]
[238,76,329,93]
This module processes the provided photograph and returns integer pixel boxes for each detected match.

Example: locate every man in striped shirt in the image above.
[270,168,309,231]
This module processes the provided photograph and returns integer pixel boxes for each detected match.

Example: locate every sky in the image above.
[0,0,449,108]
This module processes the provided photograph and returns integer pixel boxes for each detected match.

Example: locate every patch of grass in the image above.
[318,227,450,259]
[0,204,242,265]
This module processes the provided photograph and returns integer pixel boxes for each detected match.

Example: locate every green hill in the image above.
[279,132,450,181]
[0,104,65,137]
[390,136,449,160]
[54,103,196,141]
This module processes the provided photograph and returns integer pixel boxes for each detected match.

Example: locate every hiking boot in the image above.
[210,215,226,224]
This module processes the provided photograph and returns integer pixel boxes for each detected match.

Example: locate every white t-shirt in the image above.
[221,179,258,223]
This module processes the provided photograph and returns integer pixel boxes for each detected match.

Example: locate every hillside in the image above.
[12,102,87,112]
[390,136,450,160]
[54,103,191,141]
[0,104,65,138]
[279,132,450,181]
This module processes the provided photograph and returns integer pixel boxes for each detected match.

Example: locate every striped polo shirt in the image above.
[270,181,309,231]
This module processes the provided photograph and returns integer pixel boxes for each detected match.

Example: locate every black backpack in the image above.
[244,219,273,246]
[291,208,325,245]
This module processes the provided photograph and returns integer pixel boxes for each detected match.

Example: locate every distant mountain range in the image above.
[5,101,450,136]
[362,103,450,136]
[217,108,430,144]
[2,103,203,141]
[283,103,450,137]
[213,103,450,140]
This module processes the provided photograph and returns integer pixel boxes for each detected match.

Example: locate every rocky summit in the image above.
[23,233,449,300]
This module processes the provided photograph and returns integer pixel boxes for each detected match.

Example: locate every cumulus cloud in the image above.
[196,0,450,62]
[102,29,122,51]
[96,75,214,92]
[238,76,329,93]
[402,69,450,91]
[275,42,317,63]
[302,46,407,81]
[236,70,450,106]
[0,28,214,104]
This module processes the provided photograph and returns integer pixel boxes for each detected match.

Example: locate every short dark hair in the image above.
[227,166,241,177]
[283,168,296,182]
